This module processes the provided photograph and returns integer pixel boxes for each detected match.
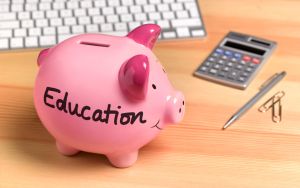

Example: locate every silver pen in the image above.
[222,71,287,130]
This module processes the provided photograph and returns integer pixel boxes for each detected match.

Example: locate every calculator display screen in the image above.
[224,41,266,56]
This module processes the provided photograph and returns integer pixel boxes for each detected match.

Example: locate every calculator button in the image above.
[222,66,230,72]
[248,62,257,68]
[218,59,225,65]
[241,72,250,77]
[239,60,247,65]
[212,53,220,57]
[252,58,261,64]
[218,71,226,77]
[221,55,228,60]
[236,64,244,70]
[199,66,208,72]
[209,69,218,74]
[204,61,212,66]
[237,76,247,82]
[225,50,233,56]
[243,55,251,61]
[226,61,234,67]
[215,48,224,54]
[213,64,221,69]
[245,67,253,72]
[234,53,242,59]
[228,71,238,79]
[208,57,217,62]
[231,57,237,62]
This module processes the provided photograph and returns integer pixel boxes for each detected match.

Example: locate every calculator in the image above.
[194,32,277,89]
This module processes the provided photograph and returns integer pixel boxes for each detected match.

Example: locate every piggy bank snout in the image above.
[164,91,185,124]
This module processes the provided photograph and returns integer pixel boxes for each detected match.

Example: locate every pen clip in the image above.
[259,73,279,90]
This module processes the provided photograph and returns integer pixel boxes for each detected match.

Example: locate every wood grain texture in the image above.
[1,0,300,187]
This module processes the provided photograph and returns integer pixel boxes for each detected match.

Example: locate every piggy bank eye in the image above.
[162,68,166,73]
[152,84,157,90]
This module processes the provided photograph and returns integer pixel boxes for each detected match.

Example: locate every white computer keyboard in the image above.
[0,0,206,50]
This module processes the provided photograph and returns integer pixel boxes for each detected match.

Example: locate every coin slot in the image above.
[80,41,110,47]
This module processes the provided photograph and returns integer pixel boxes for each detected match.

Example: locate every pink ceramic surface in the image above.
[34,24,185,168]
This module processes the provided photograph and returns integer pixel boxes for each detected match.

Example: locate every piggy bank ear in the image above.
[119,55,149,100]
[37,48,50,66]
[127,24,161,49]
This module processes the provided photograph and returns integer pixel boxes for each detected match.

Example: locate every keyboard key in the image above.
[171,18,202,27]
[29,28,41,36]
[22,20,34,28]
[163,31,176,39]
[0,21,19,29]
[101,23,113,32]
[114,23,127,31]
[14,29,26,37]
[176,10,189,18]
[0,13,17,21]
[57,26,70,34]
[60,10,72,17]
[0,38,9,49]
[32,11,45,19]
[40,35,56,46]
[72,25,84,33]
[36,19,48,27]
[86,25,99,32]
[0,29,12,38]
[10,37,24,48]
[191,30,205,37]
[116,6,128,14]
[25,36,38,47]
[143,5,156,12]
[58,34,75,43]
[156,20,170,29]
[176,27,190,37]
[43,27,56,35]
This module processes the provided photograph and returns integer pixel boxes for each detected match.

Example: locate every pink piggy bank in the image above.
[34,24,185,168]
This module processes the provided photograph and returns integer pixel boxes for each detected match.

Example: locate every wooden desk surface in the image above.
[1,0,300,187]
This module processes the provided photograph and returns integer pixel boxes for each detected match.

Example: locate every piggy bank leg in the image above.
[56,141,79,156]
[106,151,138,168]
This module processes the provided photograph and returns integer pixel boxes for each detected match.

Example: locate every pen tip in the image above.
[222,116,236,130]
